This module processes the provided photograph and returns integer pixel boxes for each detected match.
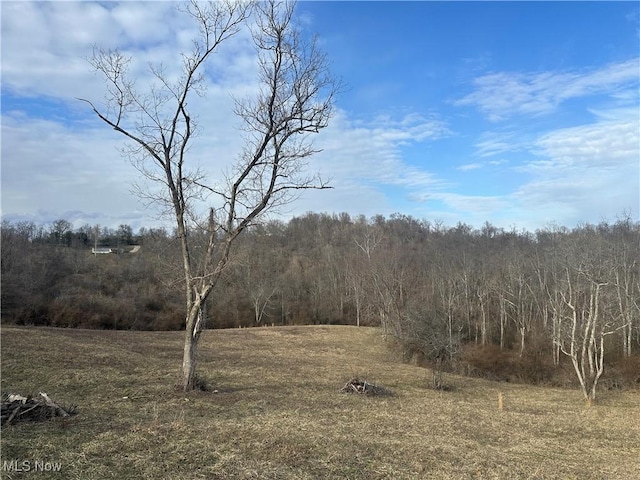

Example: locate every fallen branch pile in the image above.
[1,393,77,426]
[340,378,395,397]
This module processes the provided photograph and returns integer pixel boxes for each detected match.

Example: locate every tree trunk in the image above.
[180,299,205,391]
[181,327,198,391]
[477,290,487,346]
[499,295,506,350]
[552,310,561,366]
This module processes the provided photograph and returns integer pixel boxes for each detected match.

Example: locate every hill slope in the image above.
[1,325,639,479]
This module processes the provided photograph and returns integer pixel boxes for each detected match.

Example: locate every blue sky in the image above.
[2,1,639,231]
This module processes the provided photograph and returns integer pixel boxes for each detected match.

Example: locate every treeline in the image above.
[3,219,144,249]
[2,213,639,391]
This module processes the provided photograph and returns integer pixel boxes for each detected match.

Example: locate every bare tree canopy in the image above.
[80,0,339,391]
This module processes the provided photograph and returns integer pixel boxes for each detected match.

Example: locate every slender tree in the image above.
[81,0,338,390]
[548,238,622,404]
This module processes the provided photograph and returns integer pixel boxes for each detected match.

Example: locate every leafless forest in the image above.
[2,213,639,398]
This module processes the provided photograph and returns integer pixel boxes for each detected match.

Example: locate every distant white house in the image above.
[92,247,118,254]
[91,246,140,255]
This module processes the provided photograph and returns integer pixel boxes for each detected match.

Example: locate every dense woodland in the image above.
[2,213,639,392]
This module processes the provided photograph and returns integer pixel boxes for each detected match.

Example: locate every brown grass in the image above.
[1,325,639,479]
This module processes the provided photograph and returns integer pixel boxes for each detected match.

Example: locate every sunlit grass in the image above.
[1,325,638,479]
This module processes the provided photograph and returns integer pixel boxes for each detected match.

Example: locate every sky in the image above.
[2,1,639,232]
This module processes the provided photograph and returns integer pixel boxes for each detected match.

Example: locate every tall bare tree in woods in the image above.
[612,218,640,358]
[81,0,338,390]
[236,233,283,325]
[549,238,622,404]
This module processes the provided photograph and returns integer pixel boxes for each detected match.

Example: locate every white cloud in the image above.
[530,118,638,170]
[514,117,640,224]
[312,111,449,190]
[0,113,152,228]
[2,2,164,101]
[409,106,640,230]
[427,193,508,214]
[444,57,640,229]
[0,1,248,102]
[274,110,451,218]
[2,1,452,228]
[109,2,178,45]
[473,130,525,158]
[2,99,449,229]
[539,119,637,225]
[455,59,639,121]
[457,163,483,171]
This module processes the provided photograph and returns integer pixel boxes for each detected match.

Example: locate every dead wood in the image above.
[340,378,395,397]
[1,393,77,426]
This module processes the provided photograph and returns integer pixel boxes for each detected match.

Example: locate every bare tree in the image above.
[345,246,369,327]
[235,232,283,325]
[81,0,338,391]
[548,240,622,405]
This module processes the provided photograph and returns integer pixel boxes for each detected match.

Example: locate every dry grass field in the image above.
[1,325,639,479]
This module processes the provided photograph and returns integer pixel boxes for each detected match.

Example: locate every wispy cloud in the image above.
[445,58,640,228]
[457,163,483,171]
[0,2,253,102]
[261,111,452,218]
[411,104,639,230]
[1,0,452,228]
[435,193,508,215]
[529,116,638,171]
[473,130,525,158]
[514,113,638,226]
[352,112,452,144]
[2,99,450,227]
[626,8,640,39]
[1,114,148,226]
[410,192,510,226]
[313,111,450,191]
[454,59,639,121]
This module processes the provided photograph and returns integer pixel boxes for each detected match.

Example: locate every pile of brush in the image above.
[340,378,395,397]
[1,393,77,426]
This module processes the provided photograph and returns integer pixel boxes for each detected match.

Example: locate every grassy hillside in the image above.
[1,325,638,479]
